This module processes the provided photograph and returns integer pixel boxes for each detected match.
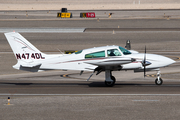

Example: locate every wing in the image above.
[85,57,134,66]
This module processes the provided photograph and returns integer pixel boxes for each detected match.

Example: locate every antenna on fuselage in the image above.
[57,48,64,55]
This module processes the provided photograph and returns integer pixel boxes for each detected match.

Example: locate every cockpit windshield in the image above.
[119,46,131,55]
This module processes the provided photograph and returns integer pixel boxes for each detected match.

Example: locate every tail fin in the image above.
[4,32,46,71]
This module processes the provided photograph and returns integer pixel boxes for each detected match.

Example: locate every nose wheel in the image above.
[155,78,163,85]
[155,71,163,85]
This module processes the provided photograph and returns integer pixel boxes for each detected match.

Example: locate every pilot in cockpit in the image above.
[109,49,115,56]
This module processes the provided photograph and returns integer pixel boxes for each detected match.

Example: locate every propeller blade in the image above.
[144,66,146,77]
[144,46,146,62]
[144,46,146,77]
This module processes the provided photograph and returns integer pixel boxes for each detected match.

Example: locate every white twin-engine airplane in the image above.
[5,32,175,87]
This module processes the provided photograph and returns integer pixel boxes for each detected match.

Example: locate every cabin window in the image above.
[119,46,131,55]
[107,49,121,56]
[85,51,105,58]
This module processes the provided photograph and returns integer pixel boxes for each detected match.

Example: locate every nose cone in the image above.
[130,53,176,68]
[161,56,176,66]
[145,54,175,68]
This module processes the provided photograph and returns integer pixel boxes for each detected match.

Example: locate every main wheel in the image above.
[105,76,116,87]
[111,76,116,82]
[155,78,163,85]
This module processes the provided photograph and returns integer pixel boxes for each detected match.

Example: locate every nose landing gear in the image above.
[155,71,163,85]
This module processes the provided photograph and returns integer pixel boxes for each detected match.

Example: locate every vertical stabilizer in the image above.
[4,32,46,71]
[5,32,41,56]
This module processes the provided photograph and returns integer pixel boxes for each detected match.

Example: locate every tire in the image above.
[105,76,116,87]
[111,76,116,82]
[155,78,163,85]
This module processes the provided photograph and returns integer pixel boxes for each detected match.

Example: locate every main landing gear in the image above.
[105,70,116,87]
[155,71,163,85]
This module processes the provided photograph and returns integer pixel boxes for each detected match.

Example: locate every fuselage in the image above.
[37,45,175,72]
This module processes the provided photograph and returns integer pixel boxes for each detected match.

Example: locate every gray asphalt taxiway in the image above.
[0,10,180,120]
[1,69,180,120]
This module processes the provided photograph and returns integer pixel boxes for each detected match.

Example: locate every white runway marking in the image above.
[0,94,180,96]
[132,100,160,102]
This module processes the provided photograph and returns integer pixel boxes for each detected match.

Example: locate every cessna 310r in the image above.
[5,32,175,87]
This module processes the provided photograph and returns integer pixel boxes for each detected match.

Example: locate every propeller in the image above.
[143,46,146,77]
[142,46,151,78]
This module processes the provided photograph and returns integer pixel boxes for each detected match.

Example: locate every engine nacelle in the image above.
[122,62,142,70]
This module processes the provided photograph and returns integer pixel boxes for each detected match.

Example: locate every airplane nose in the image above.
[146,54,176,68]
[160,56,176,66]
[168,58,176,64]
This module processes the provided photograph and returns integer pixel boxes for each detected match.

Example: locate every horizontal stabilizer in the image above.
[20,63,42,68]
[12,60,42,72]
